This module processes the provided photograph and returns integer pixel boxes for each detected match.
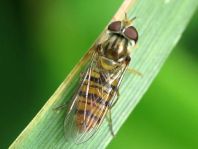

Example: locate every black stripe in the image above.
[112,33,125,39]
[85,75,118,92]
[111,85,118,92]
[111,35,120,49]
[77,110,101,122]
[115,37,122,50]
[79,91,110,107]
[83,83,110,94]
[123,38,128,51]
[104,42,110,54]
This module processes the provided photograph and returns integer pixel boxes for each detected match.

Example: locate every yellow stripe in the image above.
[83,80,110,93]
[81,84,112,101]
[90,70,100,78]
[77,96,107,118]
[111,79,118,86]
[77,96,105,110]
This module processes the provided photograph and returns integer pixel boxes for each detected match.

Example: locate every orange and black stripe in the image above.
[75,69,118,131]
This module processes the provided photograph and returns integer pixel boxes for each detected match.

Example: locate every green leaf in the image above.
[9,0,198,148]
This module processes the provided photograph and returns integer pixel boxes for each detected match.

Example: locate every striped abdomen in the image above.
[75,69,118,132]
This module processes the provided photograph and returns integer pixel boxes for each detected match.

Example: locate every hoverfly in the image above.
[56,14,139,144]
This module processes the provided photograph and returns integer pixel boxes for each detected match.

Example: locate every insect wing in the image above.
[64,62,107,143]
[64,53,128,144]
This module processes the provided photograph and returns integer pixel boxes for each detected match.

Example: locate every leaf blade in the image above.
[9,0,198,148]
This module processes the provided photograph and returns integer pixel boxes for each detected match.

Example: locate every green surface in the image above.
[0,0,197,148]
[108,9,198,149]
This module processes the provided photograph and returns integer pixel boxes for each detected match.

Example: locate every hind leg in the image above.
[53,97,78,114]
[111,91,120,108]
[106,109,115,137]
[53,102,69,112]
[54,71,85,113]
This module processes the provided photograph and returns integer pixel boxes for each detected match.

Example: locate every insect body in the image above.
[63,14,138,143]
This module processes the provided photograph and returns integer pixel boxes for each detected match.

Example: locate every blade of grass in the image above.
[9,0,198,148]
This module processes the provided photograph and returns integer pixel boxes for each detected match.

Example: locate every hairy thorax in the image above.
[99,34,131,71]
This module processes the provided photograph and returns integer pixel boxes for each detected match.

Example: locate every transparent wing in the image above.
[64,52,128,144]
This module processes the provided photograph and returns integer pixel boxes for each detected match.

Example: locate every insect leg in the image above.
[80,72,85,78]
[54,60,94,113]
[106,90,121,136]
[127,67,143,77]
[53,97,78,115]
[53,102,68,112]
[125,56,143,77]
[106,109,115,137]
[111,91,120,108]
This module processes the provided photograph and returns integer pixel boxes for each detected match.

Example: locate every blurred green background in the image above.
[0,0,197,148]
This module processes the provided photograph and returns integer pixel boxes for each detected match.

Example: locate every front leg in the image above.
[125,56,143,77]
[127,68,143,76]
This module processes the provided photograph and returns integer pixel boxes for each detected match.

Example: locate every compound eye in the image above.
[123,26,138,43]
[108,21,121,32]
